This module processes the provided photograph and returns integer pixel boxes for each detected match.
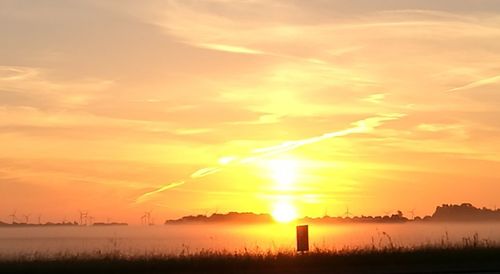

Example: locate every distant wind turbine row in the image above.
[5,210,97,225]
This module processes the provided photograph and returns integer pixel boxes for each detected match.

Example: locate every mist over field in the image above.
[1,222,499,259]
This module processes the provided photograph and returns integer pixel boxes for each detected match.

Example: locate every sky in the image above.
[1,0,500,224]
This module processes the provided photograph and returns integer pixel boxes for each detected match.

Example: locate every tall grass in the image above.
[1,245,500,274]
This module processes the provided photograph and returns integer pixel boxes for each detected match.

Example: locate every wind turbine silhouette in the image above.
[146,211,152,225]
[79,211,88,226]
[9,210,17,224]
[344,206,353,218]
[37,214,42,225]
[23,214,31,224]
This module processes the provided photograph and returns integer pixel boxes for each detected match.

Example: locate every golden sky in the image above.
[1,0,500,223]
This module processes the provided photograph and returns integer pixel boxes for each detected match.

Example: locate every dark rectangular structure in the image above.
[296,225,309,252]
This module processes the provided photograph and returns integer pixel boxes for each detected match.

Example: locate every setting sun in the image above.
[271,200,298,223]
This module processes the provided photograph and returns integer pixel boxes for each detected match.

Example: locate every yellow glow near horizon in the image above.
[271,200,298,223]
[268,158,298,189]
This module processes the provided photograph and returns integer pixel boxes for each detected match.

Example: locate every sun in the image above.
[268,159,298,189]
[272,200,298,223]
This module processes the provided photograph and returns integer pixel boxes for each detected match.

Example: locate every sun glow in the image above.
[268,158,300,223]
[268,159,298,189]
[271,200,298,223]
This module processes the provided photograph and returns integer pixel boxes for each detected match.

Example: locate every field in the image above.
[2,225,499,273]
[2,245,500,274]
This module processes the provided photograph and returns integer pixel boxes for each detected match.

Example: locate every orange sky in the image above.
[1,0,500,224]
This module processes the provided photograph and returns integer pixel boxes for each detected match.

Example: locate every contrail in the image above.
[134,113,404,203]
[191,167,221,178]
[135,181,185,204]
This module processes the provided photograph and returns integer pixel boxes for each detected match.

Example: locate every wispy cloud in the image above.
[363,93,386,104]
[197,43,265,55]
[0,66,113,109]
[0,66,39,81]
[448,75,500,92]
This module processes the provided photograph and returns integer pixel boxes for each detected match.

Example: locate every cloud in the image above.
[448,75,500,92]
[417,123,463,132]
[197,43,265,55]
[147,0,500,63]
[0,66,113,110]
[363,93,386,104]
[0,66,39,81]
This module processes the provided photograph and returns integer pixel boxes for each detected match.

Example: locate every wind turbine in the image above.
[344,206,353,218]
[9,210,17,224]
[37,214,42,225]
[143,211,153,225]
[23,214,31,224]
[79,211,88,226]
[148,210,154,225]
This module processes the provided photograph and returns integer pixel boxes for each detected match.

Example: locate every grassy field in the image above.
[2,245,500,274]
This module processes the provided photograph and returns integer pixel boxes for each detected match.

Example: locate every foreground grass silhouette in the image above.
[2,245,500,274]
